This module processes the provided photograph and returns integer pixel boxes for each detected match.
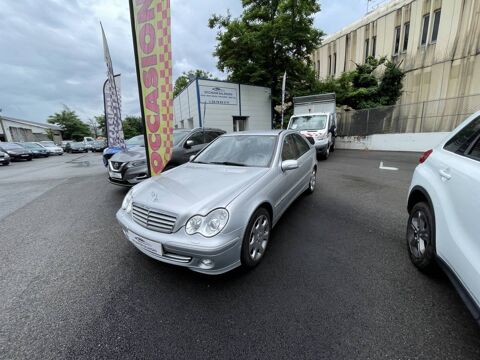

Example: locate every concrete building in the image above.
[173,78,272,133]
[311,0,480,107]
[0,116,63,143]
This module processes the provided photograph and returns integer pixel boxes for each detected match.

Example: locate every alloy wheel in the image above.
[248,214,270,261]
[408,210,430,259]
[309,168,316,191]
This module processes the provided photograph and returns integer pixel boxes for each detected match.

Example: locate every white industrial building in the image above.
[0,116,63,143]
[173,78,272,132]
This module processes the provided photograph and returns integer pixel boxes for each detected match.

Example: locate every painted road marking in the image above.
[379,161,399,171]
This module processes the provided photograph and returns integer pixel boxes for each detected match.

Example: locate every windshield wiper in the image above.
[210,161,246,167]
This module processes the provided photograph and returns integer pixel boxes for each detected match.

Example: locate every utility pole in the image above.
[0,108,7,142]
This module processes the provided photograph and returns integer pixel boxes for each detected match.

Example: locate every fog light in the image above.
[200,258,214,268]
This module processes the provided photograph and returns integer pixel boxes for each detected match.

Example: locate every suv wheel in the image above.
[407,202,437,272]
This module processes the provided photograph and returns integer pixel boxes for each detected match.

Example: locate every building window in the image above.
[421,14,429,46]
[372,36,376,57]
[393,26,401,55]
[328,55,332,76]
[431,9,441,43]
[333,53,337,75]
[403,22,410,51]
[364,38,369,61]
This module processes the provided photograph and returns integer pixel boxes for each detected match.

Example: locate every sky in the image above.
[0,0,368,124]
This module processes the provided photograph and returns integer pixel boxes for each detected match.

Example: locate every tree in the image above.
[209,1,324,108]
[95,115,106,136]
[87,118,99,138]
[316,57,405,110]
[174,69,217,97]
[122,116,143,139]
[47,106,91,140]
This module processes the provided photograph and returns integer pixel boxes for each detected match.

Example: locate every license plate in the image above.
[21,154,28,157]
[129,232,163,256]
[109,171,122,179]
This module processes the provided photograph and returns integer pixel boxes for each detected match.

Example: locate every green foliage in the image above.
[174,69,217,97]
[316,56,405,110]
[45,129,54,141]
[95,115,106,136]
[47,106,91,140]
[209,0,324,105]
[122,116,143,139]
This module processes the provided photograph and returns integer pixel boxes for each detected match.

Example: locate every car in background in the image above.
[0,151,10,166]
[38,141,63,156]
[406,111,480,325]
[102,135,144,166]
[61,140,73,150]
[65,142,87,153]
[17,142,49,158]
[91,140,107,152]
[116,130,317,274]
[0,142,33,161]
[108,128,225,186]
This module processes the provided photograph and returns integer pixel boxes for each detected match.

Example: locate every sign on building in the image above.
[200,86,238,105]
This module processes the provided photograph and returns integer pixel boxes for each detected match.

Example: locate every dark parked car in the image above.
[0,142,33,161]
[17,142,49,158]
[0,150,10,166]
[108,128,225,186]
[91,140,107,152]
[65,142,87,153]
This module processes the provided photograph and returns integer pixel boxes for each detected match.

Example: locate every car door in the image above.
[292,133,313,195]
[272,134,303,216]
[181,131,206,162]
[437,116,480,306]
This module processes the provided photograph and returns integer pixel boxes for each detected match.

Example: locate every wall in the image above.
[0,118,61,142]
[336,132,449,152]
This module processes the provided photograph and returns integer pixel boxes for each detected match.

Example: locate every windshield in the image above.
[24,143,41,149]
[1,143,24,150]
[125,135,144,146]
[41,141,56,146]
[289,115,327,131]
[193,135,277,167]
[173,131,189,146]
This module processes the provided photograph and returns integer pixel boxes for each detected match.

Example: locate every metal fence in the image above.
[336,93,480,137]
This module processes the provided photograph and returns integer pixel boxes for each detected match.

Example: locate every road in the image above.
[1,150,479,359]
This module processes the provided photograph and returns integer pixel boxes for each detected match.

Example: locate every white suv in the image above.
[406,111,480,325]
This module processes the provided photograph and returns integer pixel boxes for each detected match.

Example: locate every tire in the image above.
[330,138,335,152]
[406,202,437,273]
[27,157,33,161]
[3,161,9,166]
[317,146,330,161]
[241,207,271,269]
[305,167,317,195]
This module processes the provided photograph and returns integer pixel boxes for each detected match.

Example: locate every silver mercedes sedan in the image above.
[116,130,317,274]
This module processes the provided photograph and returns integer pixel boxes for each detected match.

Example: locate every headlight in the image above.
[314,133,328,140]
[128,160,147,168]
[185,208,229,237]
[121,188,134,214]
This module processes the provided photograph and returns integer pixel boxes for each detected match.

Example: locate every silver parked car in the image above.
[116,130,317,274]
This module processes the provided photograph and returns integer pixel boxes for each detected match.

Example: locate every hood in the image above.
[132,163,269,227]
[111,147,146,162]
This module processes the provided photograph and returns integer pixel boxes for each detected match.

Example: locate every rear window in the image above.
[444,116,480,155]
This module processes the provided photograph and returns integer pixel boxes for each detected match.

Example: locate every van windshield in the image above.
[289,115,327,131]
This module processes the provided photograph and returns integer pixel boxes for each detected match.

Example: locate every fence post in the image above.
[419,101,425,133]
[366,109,370,136]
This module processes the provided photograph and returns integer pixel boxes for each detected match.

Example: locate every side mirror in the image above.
[281,159,299,171]
[189,155,196,161]
[185,140,194,149]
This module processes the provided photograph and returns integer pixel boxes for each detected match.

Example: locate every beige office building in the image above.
[312,0,480,107]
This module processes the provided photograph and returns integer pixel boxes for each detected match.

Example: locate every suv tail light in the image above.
[419,149,433,164]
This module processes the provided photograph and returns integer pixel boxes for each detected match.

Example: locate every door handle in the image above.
[439,169,452,180]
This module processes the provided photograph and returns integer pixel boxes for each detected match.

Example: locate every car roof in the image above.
[222,130,284,137]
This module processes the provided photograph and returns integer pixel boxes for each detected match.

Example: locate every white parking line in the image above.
[379,161,399,171]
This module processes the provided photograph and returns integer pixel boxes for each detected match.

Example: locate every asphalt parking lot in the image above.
[1,150,479,359]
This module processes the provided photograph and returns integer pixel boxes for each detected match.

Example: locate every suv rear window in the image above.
[444,116,480,155]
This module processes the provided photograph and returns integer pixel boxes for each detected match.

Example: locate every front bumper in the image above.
[108,164,149,186]
[313,138,329,153]
[116,209,243,274]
